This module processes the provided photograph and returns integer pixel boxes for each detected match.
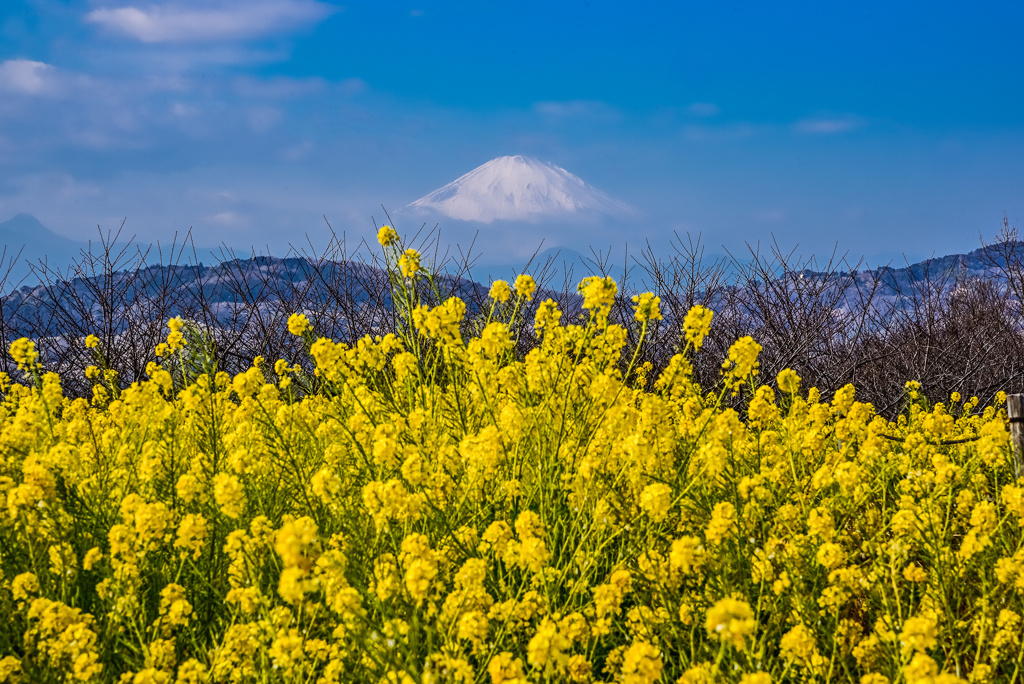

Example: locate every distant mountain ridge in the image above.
[3,230,1024,397]
[0,213,238,290]
[0,213,86,286]
[3,211,1022,326]
[4,235,1018,325]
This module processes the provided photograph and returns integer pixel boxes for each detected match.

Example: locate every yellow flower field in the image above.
[1,229,1023,683]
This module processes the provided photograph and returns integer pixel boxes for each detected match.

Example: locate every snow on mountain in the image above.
[407,155,640,223]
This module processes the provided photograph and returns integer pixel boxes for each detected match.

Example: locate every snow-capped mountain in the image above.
[407,155,640,223]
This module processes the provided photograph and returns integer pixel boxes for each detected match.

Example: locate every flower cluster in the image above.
[0,227,1019,684]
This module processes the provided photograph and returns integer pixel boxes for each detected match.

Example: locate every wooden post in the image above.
[1007,394,1024,479]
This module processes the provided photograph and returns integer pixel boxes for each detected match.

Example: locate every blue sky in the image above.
[1,0,1022,265]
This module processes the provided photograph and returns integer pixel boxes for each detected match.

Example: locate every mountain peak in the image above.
[1,213,47,231]
[408,155,639,223]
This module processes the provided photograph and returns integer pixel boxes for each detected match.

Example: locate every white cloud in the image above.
[208,211,245,226]
[794,115,864,135]
[84,1,338,43]
[0,60,58,95]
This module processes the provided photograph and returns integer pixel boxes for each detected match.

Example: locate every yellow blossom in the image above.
[489,280,512,304]
[527,618,570,676]
[899,615,938,656]
[621,641,662,684]
[705,598,756,649]
[9,338,39,372]
[213,474,246,519]
[578,276,617,312]
[514,273,536,300]
[12,573,38,601]
[287,313,311,336]
[777,368,800,394]
[0,657,22,683]
[723,336,762,389]
[82,548,103,571]
[683,305,714,350]
[378,225,399,247]
[632,292,662,323]
[639,482,673,522]
[740,675,772,684]
[488,652,526,684]
[398,248,422,278]
[533,299,562,333]
[816,542,846,570]
[780,624,825,675]
[174,515,208,560]
[400,533,438,603]
[705,501,738,544]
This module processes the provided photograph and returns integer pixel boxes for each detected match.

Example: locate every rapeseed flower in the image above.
[398,248,422,279]
[514,273,536,300]
[780,624,826,675]
[400,533,438,603]
[705,501,738,544]
[488,652,526,684]
[620,642,662,684]
[288,312,311,335]
[722,336,762,390]
[777,367,800,394]
[489,280,512,304]
[639,482,672,522]
[12,573,38,602]
[174,514,208,560]
[900,614,938,656]
[1,225,1020,683]
[578,276,617,312]
[213,474,246,519]
[705,598,755,649]
[683,305,713,350]
[527,618,570,676]
[9,337,39,372]
[632,292,662,323]
[378,225,399,247]
[534,298,561,332]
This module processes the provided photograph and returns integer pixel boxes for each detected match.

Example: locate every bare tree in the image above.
[5,218,1024,419]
